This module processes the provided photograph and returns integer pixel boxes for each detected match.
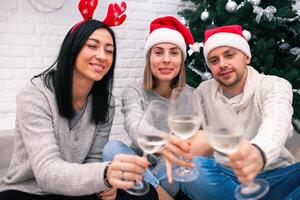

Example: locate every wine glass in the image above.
[168,87,201,182]
[125,100,170,195]
[200,99,269,200]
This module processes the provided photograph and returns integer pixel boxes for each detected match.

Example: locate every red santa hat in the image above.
[144,16,194,59]
[203,25,251,64]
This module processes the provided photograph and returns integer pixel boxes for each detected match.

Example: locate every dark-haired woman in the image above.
[0,19,158,200]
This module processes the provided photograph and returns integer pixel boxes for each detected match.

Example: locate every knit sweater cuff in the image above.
[251,143,266,170]
[250,138,282,168]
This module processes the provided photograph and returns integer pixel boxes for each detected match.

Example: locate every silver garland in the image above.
[293,89,300,95]
[187,61,212,81]
[224,0,300,22]
[187,61,203,76]
[277,15,300,22]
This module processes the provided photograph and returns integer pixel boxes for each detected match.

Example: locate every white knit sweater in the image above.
[195,66,295,171]
[0,78,114,196]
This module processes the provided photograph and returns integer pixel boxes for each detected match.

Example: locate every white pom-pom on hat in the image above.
[242,29,251,41]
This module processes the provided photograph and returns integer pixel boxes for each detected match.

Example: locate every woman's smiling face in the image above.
[149,43,182,84]
[74,28,114,83]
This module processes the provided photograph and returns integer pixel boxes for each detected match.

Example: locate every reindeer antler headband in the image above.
[71,0,127,32]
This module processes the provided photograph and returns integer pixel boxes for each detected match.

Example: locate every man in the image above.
[162,25,300,200]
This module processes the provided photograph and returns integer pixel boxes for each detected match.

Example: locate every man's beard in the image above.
[215,71,242,88]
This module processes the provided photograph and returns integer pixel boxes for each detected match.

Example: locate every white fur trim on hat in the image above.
[203,32,251,64]
[144,28,187,58]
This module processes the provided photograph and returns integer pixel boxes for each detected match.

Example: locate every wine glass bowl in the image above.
[168,114,201,140]
[205,126,244,155]
[137,132,167,154]
[136,101,170,155]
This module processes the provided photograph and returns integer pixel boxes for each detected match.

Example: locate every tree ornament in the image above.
[253,5,277,24]
[206,21,217,30]
[242,29,251,41]
[201,9,209,21]
[225,0,237,13]
[276,40,291,56]
[250,0,261,6]
[188,42,203,56]
[290,47,300,62]
[201,71,212,81]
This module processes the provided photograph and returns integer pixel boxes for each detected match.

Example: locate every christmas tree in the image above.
[179,0,300,131]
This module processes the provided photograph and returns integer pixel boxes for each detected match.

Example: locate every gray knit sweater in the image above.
[0,78,114,196]
[121,80,170,147]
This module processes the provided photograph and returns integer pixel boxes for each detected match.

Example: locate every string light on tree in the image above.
[206,21,217,30]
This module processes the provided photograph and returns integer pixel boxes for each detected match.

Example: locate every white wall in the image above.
[0,0,186,141]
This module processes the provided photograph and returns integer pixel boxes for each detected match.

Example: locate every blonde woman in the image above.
[103,16,195,199]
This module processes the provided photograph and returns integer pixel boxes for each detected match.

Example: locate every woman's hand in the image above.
[228,140,264,183]
[161,135,194,183]
[106,154,150,189]
[98,188,117,200]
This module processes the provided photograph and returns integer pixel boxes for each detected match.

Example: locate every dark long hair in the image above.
[32,20,116,125]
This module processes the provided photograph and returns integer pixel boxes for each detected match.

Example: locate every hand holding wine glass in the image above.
[106,154,150,191]
[168,87,201,182]
[162,134,194,183]
[201,99,269,200]
[227,140,265,184]
[124,100,170,196]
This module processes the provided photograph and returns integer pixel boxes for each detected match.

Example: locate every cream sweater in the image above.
[0,78,114,196]
[195,66,295,171]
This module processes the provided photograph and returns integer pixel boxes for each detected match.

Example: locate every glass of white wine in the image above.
[201,99,269,200]
[168,87,201,182]
[126,100,170,196]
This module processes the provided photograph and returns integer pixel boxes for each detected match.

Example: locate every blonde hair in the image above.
[143,50,186,91]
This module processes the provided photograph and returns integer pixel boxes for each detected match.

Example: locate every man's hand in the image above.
[228,140,264,183]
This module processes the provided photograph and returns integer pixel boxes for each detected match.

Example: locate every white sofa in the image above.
[0,129,300,178]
